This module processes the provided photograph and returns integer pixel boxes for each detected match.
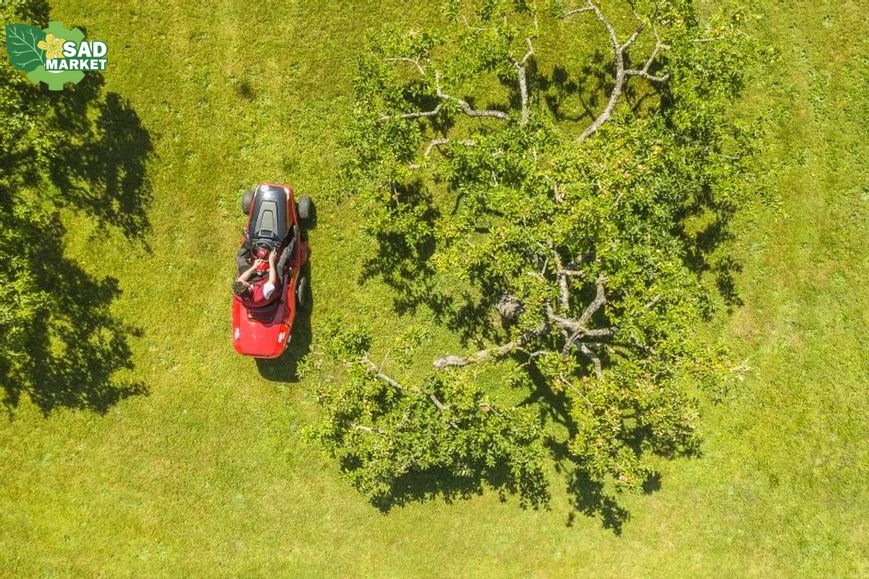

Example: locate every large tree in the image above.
[313,0,758,524]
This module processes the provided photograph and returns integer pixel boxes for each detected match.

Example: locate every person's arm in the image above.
[267,249,278,288]
[237,259,264,283]
[259,250,280,300]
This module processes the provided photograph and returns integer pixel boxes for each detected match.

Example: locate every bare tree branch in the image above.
[553,183,565,203]
[429,394,449,412]
[352,423,386,434]
[562,6,594,17]
[362,354,455,419]
[548,274,616,373]
[581,327,618,338]
[434,339,522,369]
[362,354,406,392]
[562,1,670,141]
[548,275,607,331]
[433,324,546,369]
[621,23,645,51]
[461,15,484,32]
[424,138,449,157]
[384,56,427,76]
[562,327,585,356]
[551,249,571,311]
[381,103,443,122]
[644,295,661,309]
[624,23,670,82]
[510,37,535,125]
[381,69,508,121]
[434,273,614,380]
[578,343,603,377]
[577,275,607,327]
[569,2,628,141]
[423,138,476,157]
[434,72,509,119]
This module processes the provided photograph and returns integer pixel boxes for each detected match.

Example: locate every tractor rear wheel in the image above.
[296,275,309,308]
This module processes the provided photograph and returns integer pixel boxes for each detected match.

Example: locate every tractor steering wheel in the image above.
[252,240,278,255]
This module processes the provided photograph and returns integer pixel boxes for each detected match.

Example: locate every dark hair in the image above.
[232,280,248,296]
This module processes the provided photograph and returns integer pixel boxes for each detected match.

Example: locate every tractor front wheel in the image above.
[297,195,314,221]
[241,189,254,215]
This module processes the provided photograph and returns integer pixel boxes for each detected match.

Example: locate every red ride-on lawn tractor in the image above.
[232,183,312,358]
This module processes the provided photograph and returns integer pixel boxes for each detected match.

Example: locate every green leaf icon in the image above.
[5,24,46,72]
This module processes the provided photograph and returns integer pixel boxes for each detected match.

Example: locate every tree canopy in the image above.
[314,0,759,526]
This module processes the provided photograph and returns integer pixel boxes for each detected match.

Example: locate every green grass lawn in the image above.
[1,0,867,575]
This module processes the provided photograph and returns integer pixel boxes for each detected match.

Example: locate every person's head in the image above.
[232,280,250,296]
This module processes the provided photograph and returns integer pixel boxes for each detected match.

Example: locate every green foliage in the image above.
[327,0,761,514]
[308,317,548,507]
[1,3,56,403]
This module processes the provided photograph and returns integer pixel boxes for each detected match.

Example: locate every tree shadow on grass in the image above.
[527,356,683,535]
[529,366,633,535]
[49,75,154,243]
[1,192,151,415]
[562,431,696,534]
[359,182,445,312]
[566,470,631,535]
[11,220,148,413]
[370,459,550,514]
[0,42,153,414]
[550,440,665,536]
[370,468,486,513]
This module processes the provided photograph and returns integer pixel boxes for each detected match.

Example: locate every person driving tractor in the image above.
[233,248,280,307]
[231,183,311,359]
